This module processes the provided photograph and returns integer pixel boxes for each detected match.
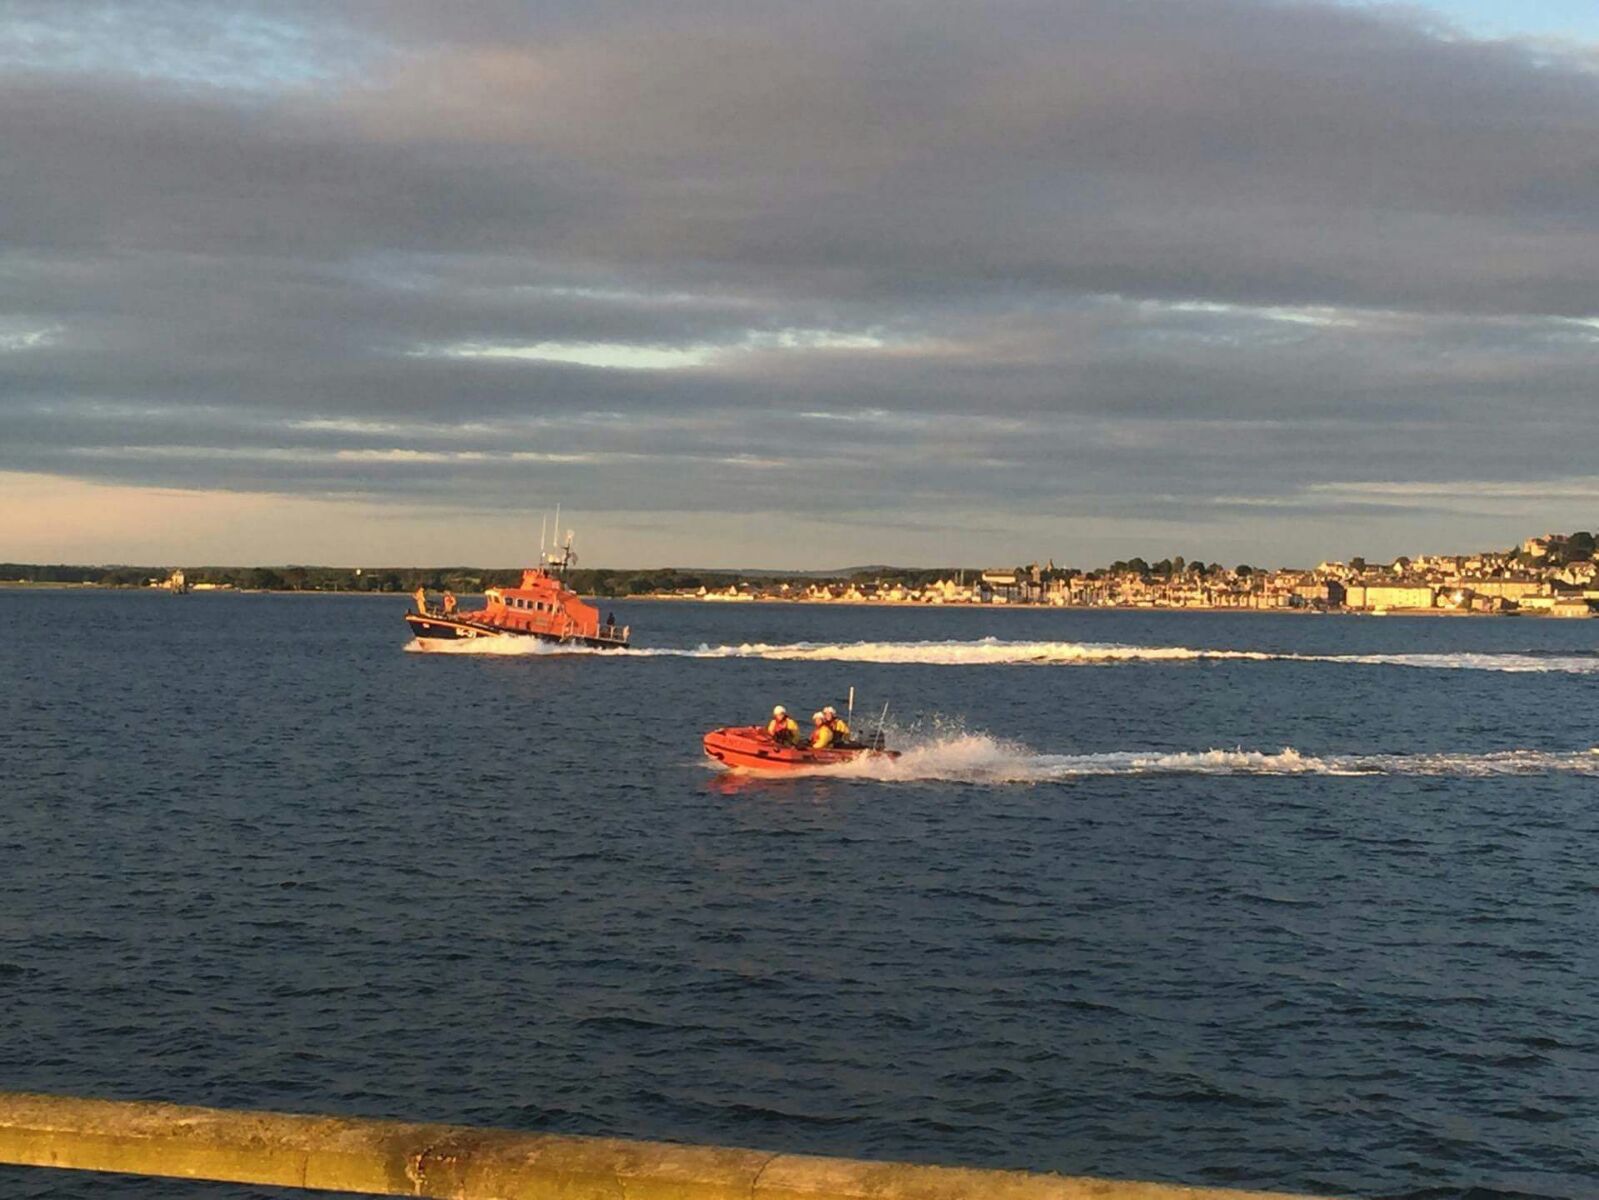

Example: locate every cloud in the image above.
[2,0,1598,565]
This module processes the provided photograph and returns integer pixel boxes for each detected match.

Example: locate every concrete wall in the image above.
[0,1091,1328,1200]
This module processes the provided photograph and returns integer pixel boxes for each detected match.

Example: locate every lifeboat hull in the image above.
[702,726,899,774]
[405,613,628,650]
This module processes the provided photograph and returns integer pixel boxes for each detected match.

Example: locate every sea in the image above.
[2,589,1596,1199]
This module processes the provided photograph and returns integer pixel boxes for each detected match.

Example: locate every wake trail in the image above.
[409,636,1599,674]
[404,636,579,656]
[794,733,1599,783]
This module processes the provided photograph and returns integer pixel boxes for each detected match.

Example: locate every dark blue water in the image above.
[3,591,1597,1199]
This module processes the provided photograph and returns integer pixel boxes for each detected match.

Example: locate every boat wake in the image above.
[407,635,1599,673]
[674,638,1273,665]
[403,637,614,656]
[675,639,1599,672]
[1306,650,1599,673]
[789,733,1599,783]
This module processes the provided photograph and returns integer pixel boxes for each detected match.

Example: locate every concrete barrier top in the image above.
[0,1090,1333,1200]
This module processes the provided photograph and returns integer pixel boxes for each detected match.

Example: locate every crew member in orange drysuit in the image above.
[767,705,800,745]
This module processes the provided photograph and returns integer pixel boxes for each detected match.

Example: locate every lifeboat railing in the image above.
[0,1090,1325,1200]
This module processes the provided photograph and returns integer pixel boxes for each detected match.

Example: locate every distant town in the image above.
[4,529,1597,616]
[656,531,1599,617]
[641,531,1598,617]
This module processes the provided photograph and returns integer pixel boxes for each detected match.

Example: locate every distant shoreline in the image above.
[0,582,398,596]
[3,582,1542,616]
[630,596,1502,616]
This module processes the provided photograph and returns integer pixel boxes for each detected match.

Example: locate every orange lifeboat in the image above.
[405,544,630,650]
[703,726,899,774]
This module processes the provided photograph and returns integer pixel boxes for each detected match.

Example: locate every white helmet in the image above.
[772,705,787,717]
[823,705,837,718]
[812,711,826,723]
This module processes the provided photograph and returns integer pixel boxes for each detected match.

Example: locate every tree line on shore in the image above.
[0,562,967,596]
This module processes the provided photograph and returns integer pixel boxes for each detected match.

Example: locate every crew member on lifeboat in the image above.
[767,705,800,745]
[809,711,834,750]
[822,705,852,746]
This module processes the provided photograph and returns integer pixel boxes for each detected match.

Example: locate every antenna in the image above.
[540,514,547,557]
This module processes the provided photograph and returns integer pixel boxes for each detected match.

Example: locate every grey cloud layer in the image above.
[3,0,1598,550]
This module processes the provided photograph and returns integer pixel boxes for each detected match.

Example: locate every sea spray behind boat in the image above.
[408,634,1599,673]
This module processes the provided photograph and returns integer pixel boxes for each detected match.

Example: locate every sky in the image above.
[3,0,1598,569]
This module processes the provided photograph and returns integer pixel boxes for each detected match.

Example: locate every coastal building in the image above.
[925,578,972,604]
[979,569,1022,604]
[1522,534,1568,559]
[1291,580,1345,608]
[1459,578,1546,602]
[1347,583,1436,610]
[1556,561,1597,586]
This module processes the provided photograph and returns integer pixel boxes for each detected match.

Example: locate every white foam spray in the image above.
[408,635,1599,674]
[404,636,575,656]
[772,732,1599,784]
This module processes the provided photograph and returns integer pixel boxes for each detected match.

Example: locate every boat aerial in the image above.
[702,726,899,774]
[405,537,630,650]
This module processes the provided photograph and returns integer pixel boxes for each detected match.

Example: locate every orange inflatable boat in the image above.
[702,726,899,774]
